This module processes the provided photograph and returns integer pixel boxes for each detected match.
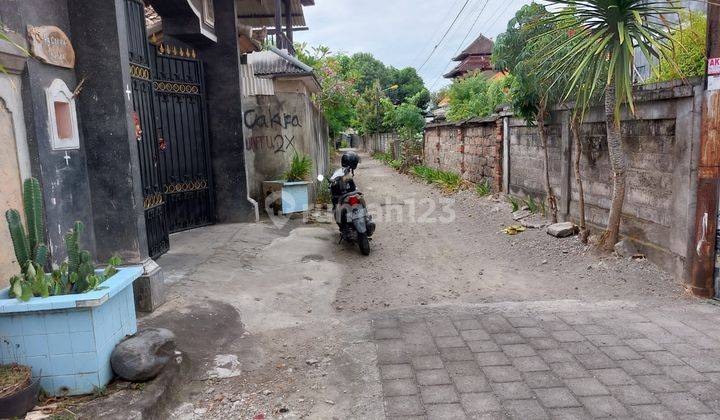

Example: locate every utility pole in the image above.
[274,0,283,49]
[284,0,293,48]
[690,2,720,298]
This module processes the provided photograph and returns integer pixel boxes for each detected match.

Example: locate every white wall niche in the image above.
[46,78,79,151]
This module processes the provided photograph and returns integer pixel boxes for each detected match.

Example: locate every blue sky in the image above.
[295,0,530,91]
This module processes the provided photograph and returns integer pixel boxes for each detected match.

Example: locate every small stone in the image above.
[546,222,577,238]
[324,400,335,405]
[542,259,548,265]
[262,389,272,395]
[306,359,319,365]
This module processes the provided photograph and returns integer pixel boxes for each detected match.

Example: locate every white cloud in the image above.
[295,0,530,90]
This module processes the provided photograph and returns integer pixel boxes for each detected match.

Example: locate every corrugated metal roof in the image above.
[145,1,314,32]
[236,0,313,29]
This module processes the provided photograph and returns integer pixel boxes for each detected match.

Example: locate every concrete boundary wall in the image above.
[360,132,400,156]
[423,80,703,282]
[425,117,503,192]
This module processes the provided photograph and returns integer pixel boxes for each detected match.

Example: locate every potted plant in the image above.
[280,152,313,214]
[316,174,332,210]
[0,178,143,396]
[0,363,41,418]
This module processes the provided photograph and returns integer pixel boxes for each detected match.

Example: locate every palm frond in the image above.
[535,0,681,121]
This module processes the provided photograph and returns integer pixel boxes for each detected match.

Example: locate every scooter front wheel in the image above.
[358,233,371,256]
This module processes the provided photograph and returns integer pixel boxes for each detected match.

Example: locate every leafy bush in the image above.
[389,159,403,170]
[524,196,539,214]
[316,176,332,205]
[411,165,463,192]
[649,12,706,83]
[385,102,426,140]
[476,179,492,197]
[284,152,312,182]
[372,151,394,164]
[507,195,521,212]
[446,72,514,122]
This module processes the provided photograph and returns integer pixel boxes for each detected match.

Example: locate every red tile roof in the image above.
[453,34,494,61]
[444,55,494,79]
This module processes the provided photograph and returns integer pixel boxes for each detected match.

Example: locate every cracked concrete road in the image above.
[149,152,720,419]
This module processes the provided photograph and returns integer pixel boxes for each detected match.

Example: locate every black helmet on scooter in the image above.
[341,151,360,170]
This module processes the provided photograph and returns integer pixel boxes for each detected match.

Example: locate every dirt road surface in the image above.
[136,152,719,420]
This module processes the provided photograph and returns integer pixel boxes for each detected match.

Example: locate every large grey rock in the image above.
[546,222,577,238]
[614,239,639,258]
[111,328,176,381]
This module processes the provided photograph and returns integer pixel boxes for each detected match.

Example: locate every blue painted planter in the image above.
[0,267,142,396]
[282,181,310,214]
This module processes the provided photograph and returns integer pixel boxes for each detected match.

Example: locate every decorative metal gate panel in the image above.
[124,0,214,258]
[152,47,214,233]
[125,0,170,259]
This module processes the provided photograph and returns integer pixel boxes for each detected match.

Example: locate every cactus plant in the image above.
[5,178,47,272]
[4,179,123,301]
[8,222,122,300]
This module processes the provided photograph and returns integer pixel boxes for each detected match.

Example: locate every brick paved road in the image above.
[371,302,720,419]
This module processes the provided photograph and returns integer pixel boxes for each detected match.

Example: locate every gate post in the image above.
[68,0,165,311]
[197,0,256,223]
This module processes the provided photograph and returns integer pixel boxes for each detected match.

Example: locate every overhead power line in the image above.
[411,0,465,66]
[430,0,517,90]
[429,0,493,89]
[417,0,472,72]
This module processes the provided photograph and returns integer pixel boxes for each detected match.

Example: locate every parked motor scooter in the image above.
[318,151,375,255]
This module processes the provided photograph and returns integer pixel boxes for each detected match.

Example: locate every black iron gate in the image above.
[153,47,214,233]
[124,0,214,259]
[126,0,170,259]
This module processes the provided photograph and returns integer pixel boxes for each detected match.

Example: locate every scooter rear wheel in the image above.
[358,233,371,256]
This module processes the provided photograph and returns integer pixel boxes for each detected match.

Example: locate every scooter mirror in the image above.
[317,174,325,182]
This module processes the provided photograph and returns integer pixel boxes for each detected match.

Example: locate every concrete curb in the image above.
[73,351,191,420]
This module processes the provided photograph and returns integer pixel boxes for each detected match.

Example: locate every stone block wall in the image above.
[507,118,564,202]
[424,118,503,191]
[423,80,702,281]
[361,132,400,155]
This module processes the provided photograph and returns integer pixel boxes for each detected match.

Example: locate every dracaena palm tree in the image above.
[538,0,679,251]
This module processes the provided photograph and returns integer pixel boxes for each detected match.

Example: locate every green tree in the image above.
[494,3,567,222]
[446,72,513,122]
[341,53,391,94]
[492,3,551,72]
[538,0,679,250]
[296,45,429,139]
[356,80,394,135]
[649,11,706,82]
[295,42,330,68]
[313,55,359,138]
[387,67,430,108]
[386,102,425,141]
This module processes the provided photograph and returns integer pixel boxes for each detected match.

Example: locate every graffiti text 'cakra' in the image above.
[243,109,303,129]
